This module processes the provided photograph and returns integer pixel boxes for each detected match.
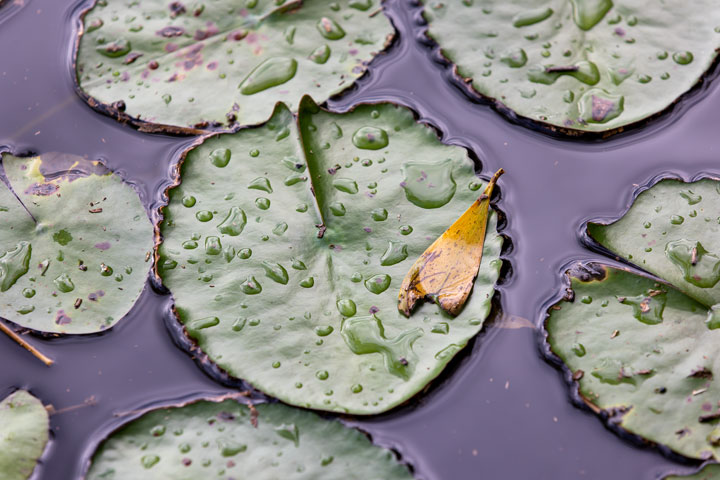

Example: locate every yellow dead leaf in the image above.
[398,168,504,317]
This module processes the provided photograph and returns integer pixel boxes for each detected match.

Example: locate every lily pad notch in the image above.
[156,96,505,415]
[545,176,720,461]
[73,0,396,134]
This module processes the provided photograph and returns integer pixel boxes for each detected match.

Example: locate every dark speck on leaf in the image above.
[169,1,186,17]
[399,357,409,366]
[148,60,159,70]
[363,227,372,233]
[123,52,143,64]
[181,458,192,466]
[157,26,185,37]
[369,306,379,314]
[55,310,72,325]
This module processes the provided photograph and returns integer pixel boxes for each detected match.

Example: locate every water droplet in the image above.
[364,274,391,294]
[215,207,246,236]
[337,298,357,317]
[316,17,345,40]
[22,288,35,298]
[150,425,166,436]
[352,127,389,150]
[618,289,667,324]
[309,44,331,64]
[380,241,408,266]
[249,149,260,158]
[272,361,281,368]
[316,370,329,380]
[673,51,694,65]
[399,225,413,235]
[680,190,702,205]
[500,48,527,68]
[371,208,388,221]
[183,240,198,249]
[401,159,456,208]
[239,57,298,95]
[332,178,358,194]
[273,222,288,235]
[209,148,231,168]
[670,215,684,225]
[572,343,586,357]
[262,261,289,285]
[580,295,592,304]
[196,210,213,222]
[97,38,131,57]
[240,276,262,294]
[299,277,314,288]
[578,88,624,124]
[666,239,720,288]
[0,242,31,292]
[251,197,270,211]
[205,236,221,255]
[237,248,252,259]
[569,0,613,30]
[351,384,363,393]
[182,195,196,207]
[54,273,75,293]
[431,322,449,334]
[512,7,553,27]
[248,177,272,193]
[315,325,334,337]
[341,315,423,379]
[141,455,160,469]
[329,201,346,216]
[179,443,191,453]
[706,305,720,330]
[218,440,247,457]
[16,305,34,314]
[591,358,650,386]
[435,344,462,361]
[188,316,220,331]
[232,318,247,332]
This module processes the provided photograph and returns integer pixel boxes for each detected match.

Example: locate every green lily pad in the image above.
[157,97,503,414]
[665,464,720,480]
[547,178,720,460]
[0,390,49,480]
[87,398,413,479]
[0,152,154,334]
[75,0,393,133]
[421,1,720,134]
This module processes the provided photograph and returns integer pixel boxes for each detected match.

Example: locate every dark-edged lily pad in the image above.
[157,97,503,414]
[75,0,393,133]
[546,178,720,460]
[0,153,154,334]
[0,390,49,480]
[421,1,720,134]
[86,397,413,479]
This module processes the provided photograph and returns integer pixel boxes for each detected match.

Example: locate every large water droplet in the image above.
[680,190,702,205]
[205,236,222,255]
[500,48,527,68]
[618,289,666,324]
[371,208,388,221]
[512,7,553,27]
[337,298,357,317]
[315,325,334,337]
[401,159,456,209]
[248,177,273,193]
[570,0,613,30]
[239,57,298,95]
[262,261,289,285]
[218,439,247,457]
[309,45,331,64]
[0,241,31,292]
[217,207,247,236]
[352,127,389,150]
[706,305,720,330]
[341,315,423,379]
[54,273,75,293]
[666,239,720,288]
[673,51,694,65]
[329,201,346,216]
[380,241,408,266]
[316,17,345,40]
[364,274,391,294]
[578,88,624,124]
[332,178,358,194]
[591,358,651,386]
[188,316,220,331]
[240,276,262,294]
[209,148,231,168]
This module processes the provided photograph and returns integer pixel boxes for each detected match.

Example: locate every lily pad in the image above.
[0,390,50,480]
[74,0,393,133]
[87,398,413,479]
[421,0,720,134]
[546,178,720,460]
[665,464,720,480]
[0,152,154,334]
[157,98,503,414]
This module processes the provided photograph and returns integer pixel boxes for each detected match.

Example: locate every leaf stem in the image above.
[0,320,53,366]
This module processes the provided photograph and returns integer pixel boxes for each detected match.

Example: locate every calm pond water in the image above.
[1,0,719,478]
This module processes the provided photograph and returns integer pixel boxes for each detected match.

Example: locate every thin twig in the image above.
[0,320,53,366]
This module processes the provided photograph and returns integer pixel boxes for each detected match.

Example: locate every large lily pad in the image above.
[0,390,50,480]
[0,153,154,334]
[157,98,503,414]
[546,178,720,460]
[87,398,413,479]
[665,464,720,480]
[421,0,720,134]
[75,0,393,133]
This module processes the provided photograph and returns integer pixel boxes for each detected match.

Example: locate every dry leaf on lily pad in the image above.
[74,0,394,133]
[546,178,720,461]
[0,152,154,334]
[156,97,504,414]
[399,168,503,317]
[86,397,413,479]
[0,390,49,480]
[421,0,720,134]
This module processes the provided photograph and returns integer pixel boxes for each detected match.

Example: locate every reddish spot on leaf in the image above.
[94,242,111,250]
[55,310,72,325]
